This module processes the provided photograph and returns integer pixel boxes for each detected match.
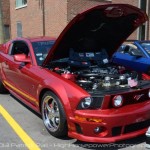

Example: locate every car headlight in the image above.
[77,97,103,110]
[81,97,93,109]
[112,95,123,108]
[77,97,93,109]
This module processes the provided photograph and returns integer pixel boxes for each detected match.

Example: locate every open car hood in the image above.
[42,4,147,66]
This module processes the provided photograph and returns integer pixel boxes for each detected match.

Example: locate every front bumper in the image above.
[68,101,150,143]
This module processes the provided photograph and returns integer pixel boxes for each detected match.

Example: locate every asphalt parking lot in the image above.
[0,94,147,150]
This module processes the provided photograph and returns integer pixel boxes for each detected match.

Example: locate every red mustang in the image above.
[0,4,150,143]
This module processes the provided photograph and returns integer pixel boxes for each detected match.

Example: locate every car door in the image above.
[2,40,41,106]
[112,44,150,72]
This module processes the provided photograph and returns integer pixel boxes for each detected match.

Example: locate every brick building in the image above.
[10,0,150,40]
[1,0,10,41]
[10,0,67,38]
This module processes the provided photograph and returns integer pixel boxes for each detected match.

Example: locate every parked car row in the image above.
[0,4,150,144]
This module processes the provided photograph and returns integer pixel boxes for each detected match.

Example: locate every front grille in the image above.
[109,88,149,108]
[91,96,103,109]
[111,119,150,136]
[124,119,150,134]
[112,126,122,136]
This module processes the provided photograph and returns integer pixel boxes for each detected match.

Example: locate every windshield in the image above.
[141,42,150,55]
[32,41,55,65]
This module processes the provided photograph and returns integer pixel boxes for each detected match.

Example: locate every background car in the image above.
[112,40,150,73]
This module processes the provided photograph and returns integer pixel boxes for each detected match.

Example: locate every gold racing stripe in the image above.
[3,80,38,105]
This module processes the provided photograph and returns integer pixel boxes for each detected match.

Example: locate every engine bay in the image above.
[49,48,142,93]
[51,63,140,91]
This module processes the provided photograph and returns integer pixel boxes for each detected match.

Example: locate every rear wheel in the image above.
[41,91,67,137]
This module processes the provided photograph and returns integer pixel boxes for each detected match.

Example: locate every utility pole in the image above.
[0,0,4,44]
[42,0,45,36]
[38,0,45,36]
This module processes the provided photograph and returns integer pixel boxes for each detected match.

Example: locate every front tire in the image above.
[41,91,67,137]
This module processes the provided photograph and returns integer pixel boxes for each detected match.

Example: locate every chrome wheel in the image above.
[42,95,60,132]
[41,91,68,137]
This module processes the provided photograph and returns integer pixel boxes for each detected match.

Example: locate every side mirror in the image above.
[14,54,31,63]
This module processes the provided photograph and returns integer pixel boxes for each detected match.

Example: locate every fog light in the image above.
[94,127,102,133]
[148,89,150,98]
[112,95,123,108]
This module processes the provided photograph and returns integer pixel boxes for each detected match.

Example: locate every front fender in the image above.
[37,77,90,118]
[37,78,74,117]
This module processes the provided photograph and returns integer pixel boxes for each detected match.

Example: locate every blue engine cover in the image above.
[68,49,109,67]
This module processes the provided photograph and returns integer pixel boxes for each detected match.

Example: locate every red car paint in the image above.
[0,4,150,143]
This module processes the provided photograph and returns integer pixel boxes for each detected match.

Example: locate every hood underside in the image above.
[43,4,148,66]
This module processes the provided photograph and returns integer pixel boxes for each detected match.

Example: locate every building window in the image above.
[16,0,27,9]
[17,22,22,37]
[139,25,146,40]
[4,25,10,41]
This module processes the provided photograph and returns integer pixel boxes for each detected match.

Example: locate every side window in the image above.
[10,41,29,56]
[122,44,145,57]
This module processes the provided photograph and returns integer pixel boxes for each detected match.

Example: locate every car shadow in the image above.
[10,94,42,119]
[73,135,146,150]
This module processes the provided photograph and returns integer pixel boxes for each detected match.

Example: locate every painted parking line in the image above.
[0,105,41,150]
